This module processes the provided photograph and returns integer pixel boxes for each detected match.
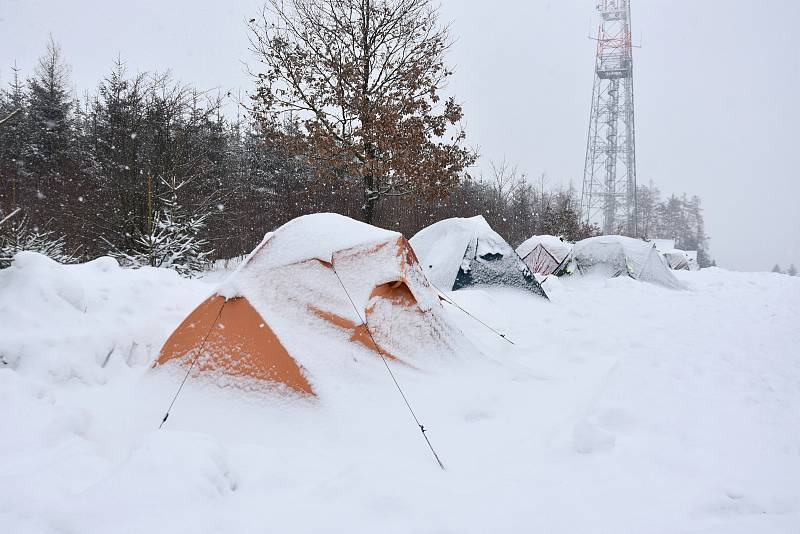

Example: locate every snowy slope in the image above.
[1,255,799,534]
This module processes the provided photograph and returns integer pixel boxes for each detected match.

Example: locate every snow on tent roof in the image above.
[410,216,548,297]
[558,235,682,289]
[516,234,570,261]
[235,213,399,272]
[157,214,474,395]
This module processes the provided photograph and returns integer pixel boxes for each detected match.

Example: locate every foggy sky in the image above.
[2,0,798,271]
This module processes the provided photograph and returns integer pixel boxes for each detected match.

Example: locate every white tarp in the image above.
[559,235,682,289]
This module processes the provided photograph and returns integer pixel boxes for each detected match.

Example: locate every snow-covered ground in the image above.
[1,252,799,533]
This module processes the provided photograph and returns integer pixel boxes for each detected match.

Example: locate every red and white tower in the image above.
[580,0,638,236]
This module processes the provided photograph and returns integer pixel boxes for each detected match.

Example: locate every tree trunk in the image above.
[362,174,377,224]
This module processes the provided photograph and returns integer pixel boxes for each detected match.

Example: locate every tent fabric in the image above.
[557,235,682,289]
[663,249,691,271]
[155,213,470,395]
[685,250,700,271]
[516,235,572,276]
[409,216,548,298]
[648,238,675,253]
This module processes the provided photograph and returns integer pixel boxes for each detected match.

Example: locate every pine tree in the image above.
[772,264,782,274]
[22,38,86,253]
[636,181,660,239]
[25,37,80,185]
[788,264,797,277]
[107,176,213,276]
[0,65,29,215]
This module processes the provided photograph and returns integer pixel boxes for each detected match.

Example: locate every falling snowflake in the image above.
[216,204,225,212]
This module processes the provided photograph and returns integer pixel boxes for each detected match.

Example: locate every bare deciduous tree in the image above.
[248,0,476,223]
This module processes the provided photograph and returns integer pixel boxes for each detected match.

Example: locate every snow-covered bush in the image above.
[0,209,77,268]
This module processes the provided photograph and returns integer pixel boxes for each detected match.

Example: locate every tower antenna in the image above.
[580,0,638,236]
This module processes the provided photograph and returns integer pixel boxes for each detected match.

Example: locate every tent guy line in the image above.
[158,303,225,429]
[330,264,446,471]
[432,284,516,345]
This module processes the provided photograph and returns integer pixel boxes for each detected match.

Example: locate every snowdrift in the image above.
[0,251,206,382]
[2,245,800,534]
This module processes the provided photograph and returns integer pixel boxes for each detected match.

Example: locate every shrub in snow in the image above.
[0,211,77,268]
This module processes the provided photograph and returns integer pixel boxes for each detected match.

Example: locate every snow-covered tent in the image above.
[663,249,691,271]
[409,216,548,298]
[557,235,682,289]
[516,235,572,276]
[155,214,470,395]
[648,238,675,253]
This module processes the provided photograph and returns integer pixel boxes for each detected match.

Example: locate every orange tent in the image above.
[154,214,466,396]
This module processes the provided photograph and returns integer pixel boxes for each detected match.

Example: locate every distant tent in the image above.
[516,235,572,276]
[663,249,691,271]
[557,235,682,289]
[410,215,548,298]
[155,214,469,395]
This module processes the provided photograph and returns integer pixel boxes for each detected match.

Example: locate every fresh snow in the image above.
[1,253,799,533]
[238,213,400,272]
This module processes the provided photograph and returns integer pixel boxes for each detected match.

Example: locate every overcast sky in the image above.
[2,0,798,271]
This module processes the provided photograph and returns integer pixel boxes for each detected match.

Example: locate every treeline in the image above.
[0,40,594,270]
[637,182,713,267]
[1,34,711,273]
[772,264,797,276]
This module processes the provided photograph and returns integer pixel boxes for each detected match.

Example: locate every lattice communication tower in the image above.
[580,0,638,236]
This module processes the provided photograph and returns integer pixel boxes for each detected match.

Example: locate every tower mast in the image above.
[580,0,638,236]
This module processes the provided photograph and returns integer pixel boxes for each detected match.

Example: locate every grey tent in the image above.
[410,216,548,298]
